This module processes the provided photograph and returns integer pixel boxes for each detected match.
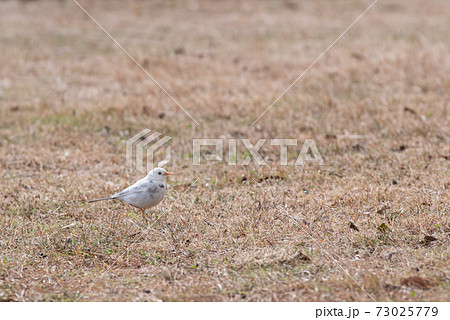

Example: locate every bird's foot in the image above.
[142,210,153,225]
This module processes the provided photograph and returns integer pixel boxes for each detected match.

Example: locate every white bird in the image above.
[88,167,173,223]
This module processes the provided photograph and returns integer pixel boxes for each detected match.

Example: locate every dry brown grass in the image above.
[0,0,449,301]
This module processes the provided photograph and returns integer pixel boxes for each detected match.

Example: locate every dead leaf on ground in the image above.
[401,276,432,289]
[351,52,365,60]
[404,107,417,115]
[349,221,359,232]
[420,235,439,246]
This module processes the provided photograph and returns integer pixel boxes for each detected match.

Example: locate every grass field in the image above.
[0,0,449,301]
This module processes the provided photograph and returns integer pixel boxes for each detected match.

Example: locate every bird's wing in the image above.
[112,179,159,199]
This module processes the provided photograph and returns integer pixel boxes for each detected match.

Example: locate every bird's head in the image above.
[147,167,174,181]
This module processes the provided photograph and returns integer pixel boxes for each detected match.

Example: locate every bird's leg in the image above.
[141,208,148,224]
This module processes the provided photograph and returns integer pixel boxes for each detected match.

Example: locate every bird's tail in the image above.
[88,196,114,203]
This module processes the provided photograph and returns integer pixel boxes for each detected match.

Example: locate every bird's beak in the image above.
[165,172,174,176]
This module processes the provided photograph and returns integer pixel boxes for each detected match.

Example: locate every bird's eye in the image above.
[159,172,161,175]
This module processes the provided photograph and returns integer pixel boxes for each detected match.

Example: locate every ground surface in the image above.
[0,0,449,301]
